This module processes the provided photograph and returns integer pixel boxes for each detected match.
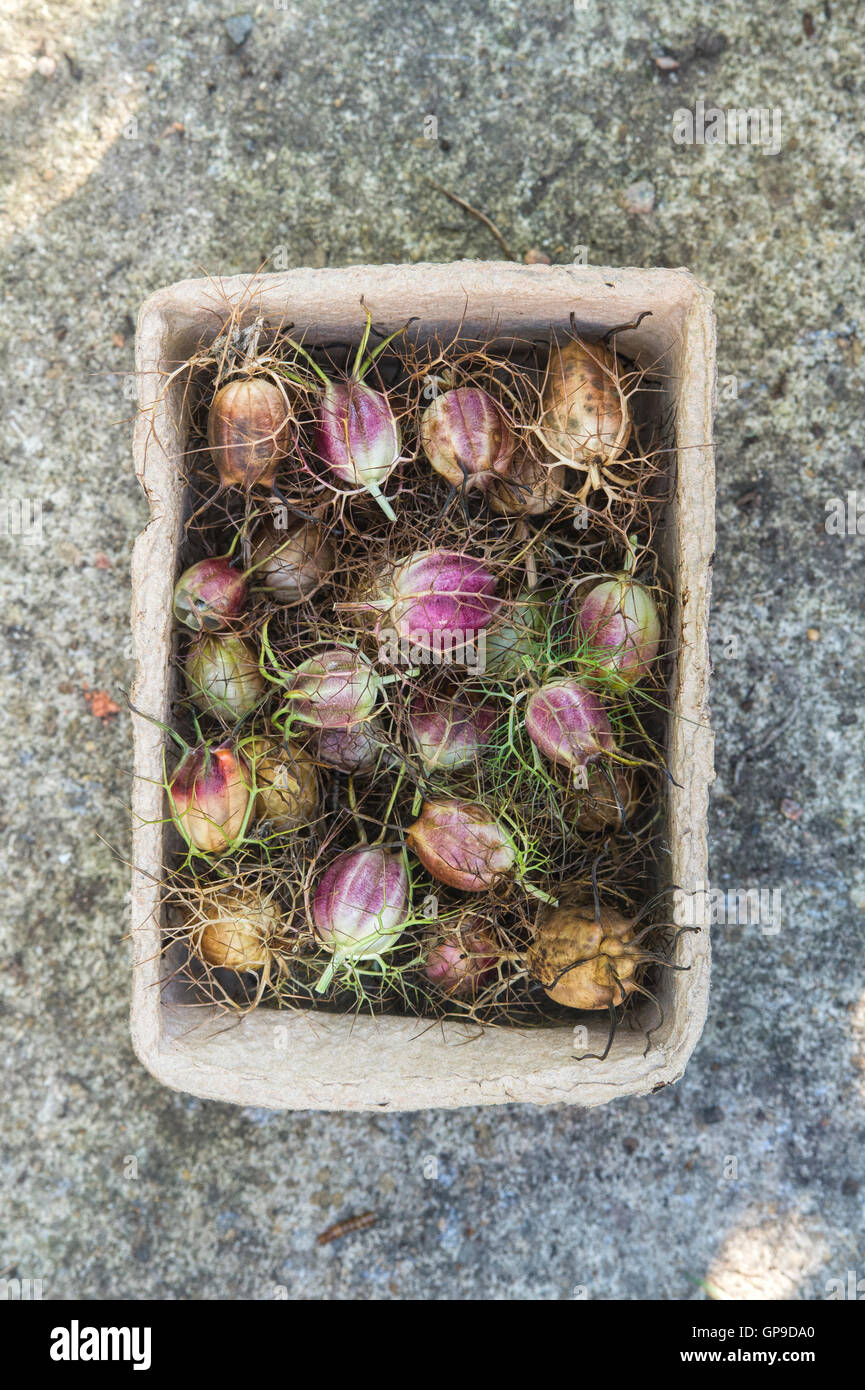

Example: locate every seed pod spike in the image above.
[351,308,375,379]
[357,306,419,378]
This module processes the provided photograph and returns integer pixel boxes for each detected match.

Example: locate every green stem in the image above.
[283,336,330,386]
[357,311,414,380]
[124,693,190,752]
[241,529,299,581]
[375,766,406,842]
[366,481,397,522]
[271,358,313,389]
[315,957,338,995]
[521,879,558,906]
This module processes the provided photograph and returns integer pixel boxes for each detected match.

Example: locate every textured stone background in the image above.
[2,0,863,1300]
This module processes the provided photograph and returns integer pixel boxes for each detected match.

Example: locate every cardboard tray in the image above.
[130,262,715,1110]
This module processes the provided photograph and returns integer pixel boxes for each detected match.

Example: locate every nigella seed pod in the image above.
[314,379,399,520]
[286,646,379,729]
[185,634,266,721]
[406,799,515,892]
[486,452,567,517]
[314,719,385,774]
[312,845,409,984]
[575,561,661,687]
[169,743,251,854]
[420,387,516,490]
[527,900,640,1010]
[251,520,335,603]
[525,679,614,775]
[188,885,283,973]
[245,737,319,829]
[358,550,500,654]
[424,922,497,998]
[484,593,543,677]
[207,376,295,489]
[172,556,247,631]
[407,695,496,773]
[539,340,630,469]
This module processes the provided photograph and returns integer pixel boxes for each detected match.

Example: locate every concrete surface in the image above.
[1,0,863,1300]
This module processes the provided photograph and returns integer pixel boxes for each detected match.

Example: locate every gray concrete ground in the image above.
[1,0,864,1300]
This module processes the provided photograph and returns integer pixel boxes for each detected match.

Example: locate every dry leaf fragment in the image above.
[82,683,121,720]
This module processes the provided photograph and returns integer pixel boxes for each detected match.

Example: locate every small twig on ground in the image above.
[316,1211,378,1246]
[425,178,516,261]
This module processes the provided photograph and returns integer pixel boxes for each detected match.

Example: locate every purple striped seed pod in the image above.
[172,557,247,631]
[574,574,660,687]
[524,679,614,775]
[362,549,500,655]
[313,379,399,520]
[312,845,409,961]
[169,743,251,855]
[407,695,496,773]
[420,387,516,490]
[285,647,380,730]
[313,719,385,774]
[424,923,498,998]
[407,799,515,892]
